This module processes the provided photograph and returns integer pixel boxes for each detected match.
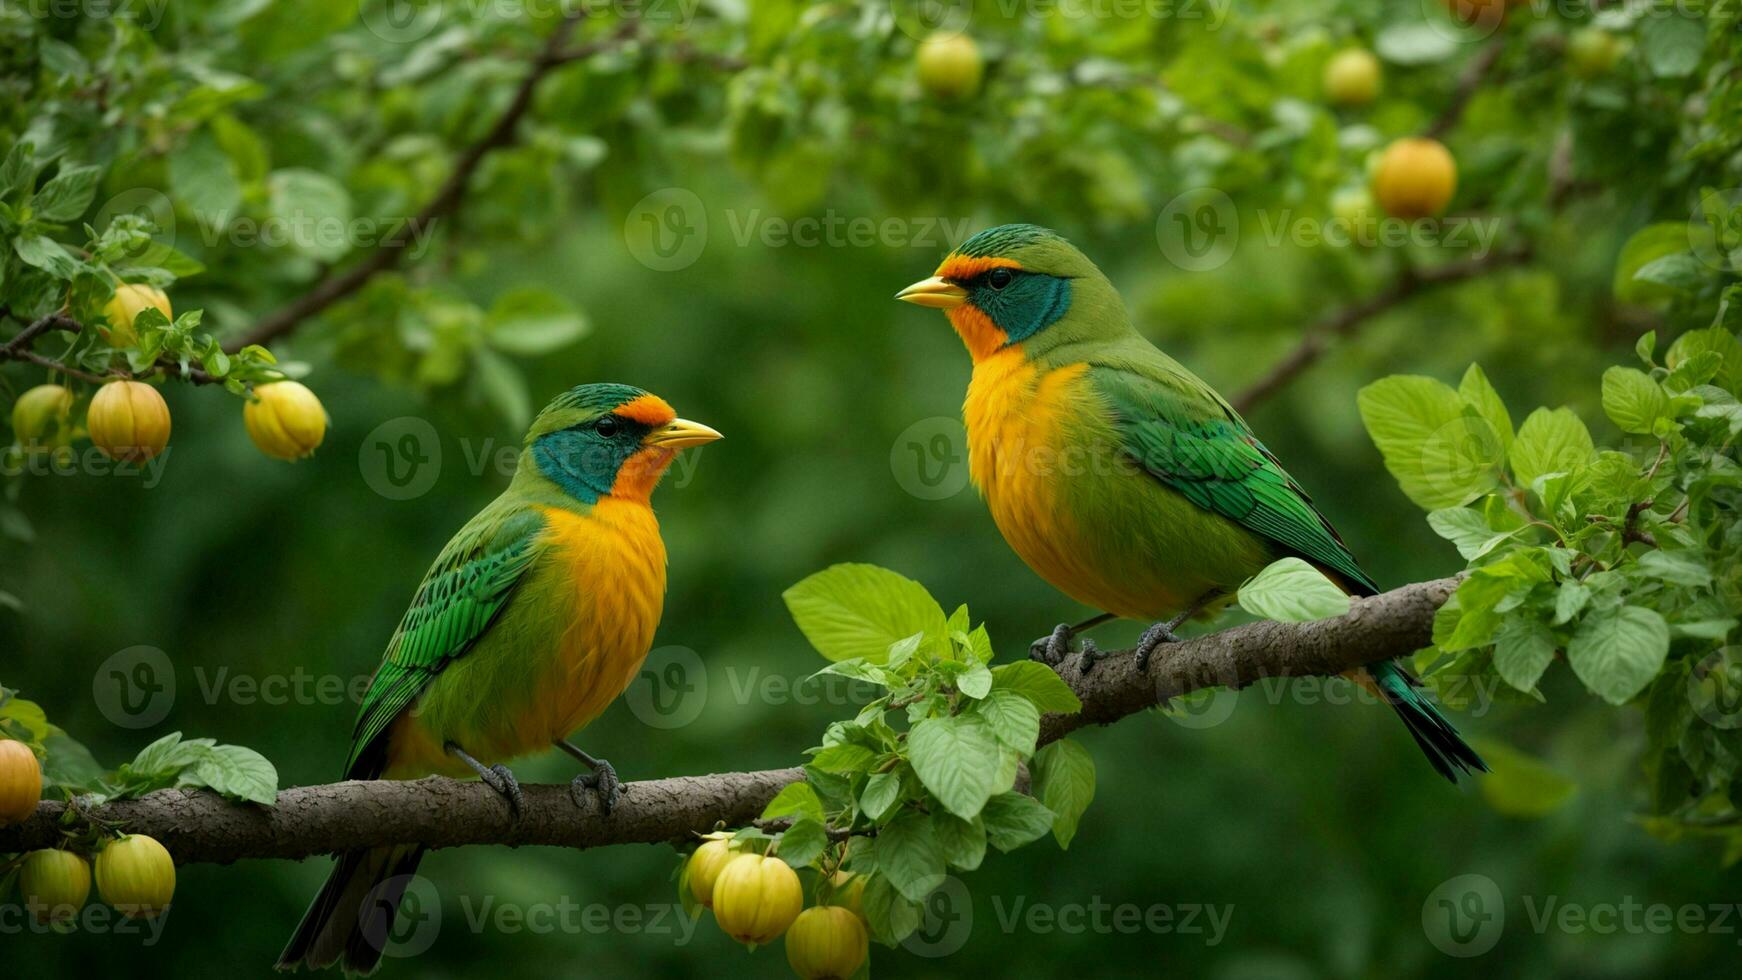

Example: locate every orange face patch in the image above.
[617,393,676,427]
[610,447,678,502]
[935,254,1022,282]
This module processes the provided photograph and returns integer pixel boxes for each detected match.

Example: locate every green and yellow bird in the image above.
[896,224,1484,782]
[277,383,721,974]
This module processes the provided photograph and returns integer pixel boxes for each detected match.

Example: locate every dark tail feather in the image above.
[276,844,425,974]
[1365,660,1488,783]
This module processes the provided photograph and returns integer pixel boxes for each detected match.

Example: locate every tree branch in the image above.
[0,578,1458,864]
[1230,249,1532,413]
[223,10,596,353]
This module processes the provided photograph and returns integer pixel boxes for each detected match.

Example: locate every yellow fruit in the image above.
[95,834,176,918]
[785,905,869,980]
[1567,28,1623,78]
[916,32,983,100]
[829,870,865,918]
[0,739,42,825]
[1331,186,1381,247]
[243,381,328,461]
[102,283,172,348]
[712,853,804,946]
[87,380,172,462]
[1372,137,1458,220]
[1322,48,1380,106]
[10,384,73,450]
[686,836,739,909]
[20,849,92,924]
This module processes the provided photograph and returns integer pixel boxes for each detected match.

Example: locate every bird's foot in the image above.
[482,764,525,815]
[1076,640,1107,675]
[447,741,524,816]
[569,759,623,814]
[1029,623,1076,667]
[1133,621,1185,672]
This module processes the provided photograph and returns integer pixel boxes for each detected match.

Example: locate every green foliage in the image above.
[1362,277,1742,854]
[1237,556,1351,622]
[696,566,1096,949]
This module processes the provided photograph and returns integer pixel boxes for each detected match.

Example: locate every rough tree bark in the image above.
[0,578,1458,865]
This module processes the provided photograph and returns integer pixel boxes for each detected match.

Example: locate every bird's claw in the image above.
[570,759,623,814]
[1133,622,1184,672]
[1076,640,1106,675]
[1029,623,1075,667]
[483,764,525,816]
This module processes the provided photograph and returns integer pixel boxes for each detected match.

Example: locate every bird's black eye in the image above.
[595,416,620,438]
[987,268,1014,289]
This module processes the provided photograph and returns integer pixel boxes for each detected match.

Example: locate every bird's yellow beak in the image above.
[895,276,968,309]
[643,418,723,449]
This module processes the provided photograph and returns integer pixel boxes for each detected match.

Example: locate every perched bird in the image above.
[896,224,1484,782]
[277,383,721,974]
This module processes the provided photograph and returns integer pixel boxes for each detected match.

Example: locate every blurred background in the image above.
[3,0,1738,976]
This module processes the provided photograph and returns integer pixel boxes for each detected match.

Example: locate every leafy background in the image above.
[3,0,1741,976]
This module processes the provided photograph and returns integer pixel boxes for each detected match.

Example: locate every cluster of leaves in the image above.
[1358,270,1742,856]
[1,685,277,811]
[677,564,1095,953]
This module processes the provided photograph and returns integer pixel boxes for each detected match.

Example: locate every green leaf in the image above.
[860,873,920,944]
[1470,738,1577,818]
[1237,557,1352,622]
[0,689,50,748]
[859,771,902,821]
[777,816,829,869]
[1358,375,1500,509]
[874,811,946,901]
[266,168,353,262]
[761,781,825,824]
[783,564,948,664]
[1613,224,1694,305]
[486,288,591,356]
[988,662,1082,714]
[1032,739,1095,849]
[40,725,105,794]
[473,347,532,428]
[971,690,1040,755]
[810,743,878,774]
[1509,408,1594,489]
[1666,327,1742,394]
[956,660,993,699]
[1636,550,1711,588]
[1426,507,1512,561]
[1632,254,1707,291]
[182,743,278,806]
[907,715,1001,818]
[1567,606,1670,705]
[931,811,987,871]
[1373,23,1458,64]
[1493,616,1556,692]
[1601,367,1670,434]
[1458,364,1513,452]
[169,131,242,224]
[31,163,100,222]
[980,792,1056,852]
[13,235,81,278]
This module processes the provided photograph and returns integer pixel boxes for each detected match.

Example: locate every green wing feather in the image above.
[1089,361,1379,595]
[346,505,547,776]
